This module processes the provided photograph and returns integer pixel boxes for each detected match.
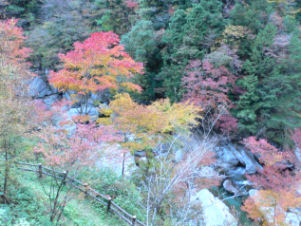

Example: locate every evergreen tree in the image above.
[4,0,42,28]
[234,22,301,145]
[121,20,163,102]
[229,0,272,57]
[139,0,170,30]
[160,0,225,102]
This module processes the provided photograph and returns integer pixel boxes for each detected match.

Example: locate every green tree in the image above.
[0,19,35,203]
[139,0,170,30]
[121,20,163,102]
[4,0,42,28]
[229,0,273,57]
[234,22,301,145]
[160,1,225,102]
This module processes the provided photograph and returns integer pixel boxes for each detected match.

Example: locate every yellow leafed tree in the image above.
[101,93,202,152]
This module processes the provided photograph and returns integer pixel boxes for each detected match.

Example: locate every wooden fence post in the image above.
[83,183,89,198]
[132,215,136,226]
[38,163,43,179]
[107,196,112,213]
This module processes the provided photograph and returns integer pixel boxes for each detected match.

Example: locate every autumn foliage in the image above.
[0,19,32,64]
[100,93,202,151]
[49,31,143,103]
[0,19,34,82]
[182,59,237,135]
[33,100,122,170]
[0,19,35,203]
[242,137,301,225]
[125,0,139,9]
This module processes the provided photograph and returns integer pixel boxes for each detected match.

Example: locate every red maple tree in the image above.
[49,31,143,110]
[182,60,237,135]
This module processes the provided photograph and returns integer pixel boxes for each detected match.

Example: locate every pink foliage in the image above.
[33,99,122,170]
[244,136,301,192]
[0,19,32,60]
[182,60,237,134]
[244,136,292,166]
[242,136,301,225]
[183,60,235,108]
[125,0,139,8]
[215,114,238,135]
[0,19,35,78]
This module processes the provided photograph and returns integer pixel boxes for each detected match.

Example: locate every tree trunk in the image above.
[121,152,126,177]
[2,139,9,204]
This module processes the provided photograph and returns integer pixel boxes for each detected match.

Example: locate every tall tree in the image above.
[121,20,163,102]
[106,93,201,152]
[234,20,301,145]
[0,19,35,203]
[49,31,143,114]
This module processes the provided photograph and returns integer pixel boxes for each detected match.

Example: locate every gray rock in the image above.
[295,148,301,167]
[223,179,239,195]
[43,94,60,107]
[216,144,261,175]
[228,167,246,181]
[216,146,239,166]
[29,76,54,98]
[65,108,79,119]
[191,189,238,226]
[134,150,146,158]
[231,147,262,174]
[248,189,257,197]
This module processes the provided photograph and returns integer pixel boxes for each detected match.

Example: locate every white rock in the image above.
[191,189,238,226]
[286,212,301,226]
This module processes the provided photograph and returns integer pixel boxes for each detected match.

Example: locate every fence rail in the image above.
[16,161,146,226]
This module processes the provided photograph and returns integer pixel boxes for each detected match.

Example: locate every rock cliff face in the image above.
[29,75,60,107]
[215,144,262,195]
[28,74,101,119]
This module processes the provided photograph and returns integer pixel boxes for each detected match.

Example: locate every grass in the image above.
[1,171,126,226]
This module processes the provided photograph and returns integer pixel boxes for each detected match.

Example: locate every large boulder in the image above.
[216,144,261,175]
[28,76,55,98]
[286,212,301,226]
[216,145,239,170]
[223,179,239,195]
[43,94,60,107]
[232,147,262,174]
[191,189,238,226]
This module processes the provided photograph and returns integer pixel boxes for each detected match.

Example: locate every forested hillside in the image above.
[0,0,301,225]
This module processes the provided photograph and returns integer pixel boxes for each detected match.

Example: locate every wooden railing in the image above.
[16,162,146,226]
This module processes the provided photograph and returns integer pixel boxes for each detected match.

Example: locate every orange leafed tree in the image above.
[0,19,34,82]
[0,19,35,203]
[49,31,143,110]
[242,137,301,225]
